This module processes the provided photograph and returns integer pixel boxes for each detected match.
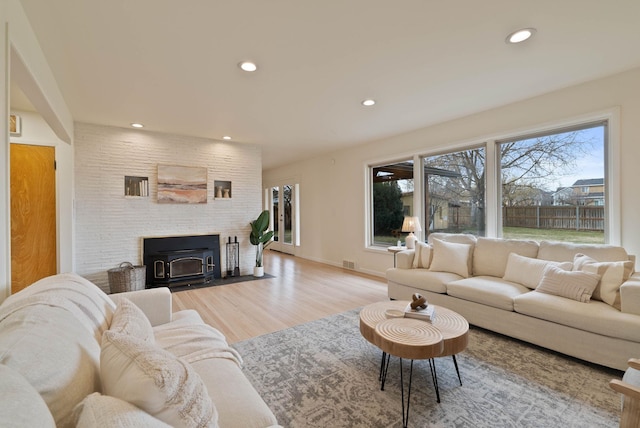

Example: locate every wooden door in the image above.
[10,143,57,294]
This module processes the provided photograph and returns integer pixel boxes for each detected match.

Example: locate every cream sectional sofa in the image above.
[0,273,281,428]
[386,233,640,371]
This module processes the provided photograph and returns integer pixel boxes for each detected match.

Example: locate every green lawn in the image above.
[502,227,604,244]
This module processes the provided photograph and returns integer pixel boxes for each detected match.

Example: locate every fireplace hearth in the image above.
[142,234,221,288]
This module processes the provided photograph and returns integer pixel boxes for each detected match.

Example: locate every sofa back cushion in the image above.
[538,241,630,264]
[0,304,102,427]
[428,232,477,246]
[0,273,117,427]
[473,237,539,277]
[0,363,56,428]
[2,273,116,341]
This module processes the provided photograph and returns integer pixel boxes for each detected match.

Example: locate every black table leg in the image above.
[400,358,414,428]
[380,351,391,390]
[452,354,462,386]
[428,358,441,403]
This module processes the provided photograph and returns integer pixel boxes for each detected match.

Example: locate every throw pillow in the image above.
[573,253,634,309]
[73,393,172,428]
[429,238,472,278]
[100,330,218,428]
[503,253,573,289]
[412,241,431,268]
[420,243,433,269]
[109,298,155,342]
[536,264,600,303]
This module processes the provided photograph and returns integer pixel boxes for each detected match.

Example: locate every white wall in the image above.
[264,67,640,277]
[74,123,262,292]
[1,0,74,302]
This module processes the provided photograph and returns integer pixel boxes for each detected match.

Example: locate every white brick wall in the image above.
[74,123,263,292]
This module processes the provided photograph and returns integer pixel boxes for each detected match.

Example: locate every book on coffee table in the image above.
[404,304,436,321]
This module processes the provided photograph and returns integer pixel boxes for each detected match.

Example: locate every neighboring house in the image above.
[553,178,605,206]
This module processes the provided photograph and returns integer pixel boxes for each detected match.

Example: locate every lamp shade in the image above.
[401,216,422,233]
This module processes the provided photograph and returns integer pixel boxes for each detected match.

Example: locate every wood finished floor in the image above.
[171,251,388,343]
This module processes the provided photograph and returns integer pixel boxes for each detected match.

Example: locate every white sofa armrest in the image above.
[396,250,415,269]
[110,287,172,326]
[620,273,640,316]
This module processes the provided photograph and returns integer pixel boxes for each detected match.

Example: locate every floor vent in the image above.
[342,260,355,270]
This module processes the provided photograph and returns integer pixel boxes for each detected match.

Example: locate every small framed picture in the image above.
[9,114,21,137]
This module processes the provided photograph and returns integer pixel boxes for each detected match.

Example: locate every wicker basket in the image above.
[108,262,146,293]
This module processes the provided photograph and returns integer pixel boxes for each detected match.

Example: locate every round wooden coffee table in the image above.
[359,301,469,428]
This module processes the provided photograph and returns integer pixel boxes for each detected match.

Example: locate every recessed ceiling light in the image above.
[239,61,258,72]
[131,123,144,128]
[506,28,536,44]
[361,99,376,107]
[223,136,232,140]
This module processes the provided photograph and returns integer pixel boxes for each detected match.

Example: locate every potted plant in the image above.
[249,210,274,277]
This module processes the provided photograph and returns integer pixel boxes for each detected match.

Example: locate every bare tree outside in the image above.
[422,123,605,242]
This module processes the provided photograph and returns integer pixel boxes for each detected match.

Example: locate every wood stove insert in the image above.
[142,234,221,288]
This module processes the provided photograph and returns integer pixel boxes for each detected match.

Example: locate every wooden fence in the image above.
[502,205,604,231]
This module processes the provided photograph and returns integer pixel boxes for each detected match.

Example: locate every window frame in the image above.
[365,108,620,249]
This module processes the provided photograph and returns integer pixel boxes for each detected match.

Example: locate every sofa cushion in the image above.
[191,357,280,428]
[535,265,600,303]
[153,309,243,366]
[446,276,530,311]
[412,241,432,268]
[429,239,473,278]
[0,364,56,428]
[573,253,634,310]
[0,304,101,428]
[428,232,477,246]
[537,240,629,263]
[100,330,218,428]
[473,237,539,277]
[109,298,154,342]
[386,268,461,294]
[503,253,573,289]
[514,291,640,342]
[73,393,172,428]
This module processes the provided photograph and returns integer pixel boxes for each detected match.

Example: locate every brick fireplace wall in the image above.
[74,122,262,292]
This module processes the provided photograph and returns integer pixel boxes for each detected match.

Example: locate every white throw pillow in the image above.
[412,241,431,268]
[100,330,218,428]
[109,298,155,342]
[503,253,573,289]
[420,243,433,269]
[536,264,600,303]
[573,253,634,309]
[73,393,172,427]
[429,238,472,278]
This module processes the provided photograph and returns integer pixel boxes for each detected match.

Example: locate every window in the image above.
[422,147,486,237]
[371,161,414,246]
[499,122,605,243]
[367,115,616,249]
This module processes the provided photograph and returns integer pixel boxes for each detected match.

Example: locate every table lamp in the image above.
[402,216,422,249]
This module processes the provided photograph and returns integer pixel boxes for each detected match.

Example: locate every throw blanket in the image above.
[153,316,243,368]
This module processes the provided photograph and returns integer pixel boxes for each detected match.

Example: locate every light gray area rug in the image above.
[233,309,621,427]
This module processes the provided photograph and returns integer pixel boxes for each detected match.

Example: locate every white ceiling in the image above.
[14,0,640,170]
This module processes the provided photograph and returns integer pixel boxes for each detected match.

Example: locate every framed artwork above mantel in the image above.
[157,164,207,204]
